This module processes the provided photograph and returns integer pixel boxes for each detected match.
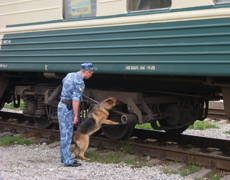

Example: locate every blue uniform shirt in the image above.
[60,72,85,102]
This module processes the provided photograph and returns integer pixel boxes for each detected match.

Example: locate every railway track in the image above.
[207,108,226,119]
[0,111,230,172]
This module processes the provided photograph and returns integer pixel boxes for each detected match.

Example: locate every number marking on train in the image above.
[126,66,155,70]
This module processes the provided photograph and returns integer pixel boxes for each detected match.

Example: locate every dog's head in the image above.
[101,97,118,110]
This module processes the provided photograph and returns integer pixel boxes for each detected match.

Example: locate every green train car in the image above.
[1,0,230,139]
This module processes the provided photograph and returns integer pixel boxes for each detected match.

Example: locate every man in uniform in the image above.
[58,63,97,167]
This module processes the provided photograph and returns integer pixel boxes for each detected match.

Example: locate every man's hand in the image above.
[72,116,78,125]
[72,100,79,125]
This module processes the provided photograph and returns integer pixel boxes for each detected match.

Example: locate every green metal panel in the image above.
[1,16,230,76]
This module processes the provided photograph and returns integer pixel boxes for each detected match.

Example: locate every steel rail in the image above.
[0,121,60,140]
[0,111,32,121]
[132,128,230,149]
[207,108,226,119]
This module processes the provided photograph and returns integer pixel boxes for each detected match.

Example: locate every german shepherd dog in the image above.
[72,97,119,160]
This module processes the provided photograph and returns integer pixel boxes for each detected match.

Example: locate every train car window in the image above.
[215,0,230,4]
[128,0,171,12]
[63,0,96,19]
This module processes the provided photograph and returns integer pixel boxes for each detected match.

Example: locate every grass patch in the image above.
[135,121,161,130]
[4,100,24,111]
[135,120,221,131]
[54,138,60,142]
[0,136,34,146]
[225,130,230,134]
[208,174,221,180]
[135,123,153,130]
[186,164,202,174]
[189,120,220,130]
[84,150,148,168]
[85,151,127,164]
[122,140,134,154]
[164,163,202,177]
[163,167,180,174]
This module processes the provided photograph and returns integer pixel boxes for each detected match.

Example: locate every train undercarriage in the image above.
[0,72,228,140]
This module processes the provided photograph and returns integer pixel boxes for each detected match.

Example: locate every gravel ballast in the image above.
[183,120,230,140]
[0,145,193,180]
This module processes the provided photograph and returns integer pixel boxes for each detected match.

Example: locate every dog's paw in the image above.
[71,153,76,158]
[82,158,91,161]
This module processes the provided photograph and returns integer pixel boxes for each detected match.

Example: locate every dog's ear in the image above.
[106,99,114,104]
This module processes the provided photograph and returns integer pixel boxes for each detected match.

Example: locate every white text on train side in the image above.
[126,66,155,70]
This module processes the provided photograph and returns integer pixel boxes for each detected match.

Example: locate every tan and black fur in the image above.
[72,97,119,160]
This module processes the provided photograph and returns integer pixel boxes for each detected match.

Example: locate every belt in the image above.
[61,99,71,105]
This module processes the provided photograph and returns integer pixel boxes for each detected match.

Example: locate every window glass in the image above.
[128,0,171,12]
[215,0,230,4]
[64,0,96,19]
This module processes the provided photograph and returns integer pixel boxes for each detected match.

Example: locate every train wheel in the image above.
[34,115,53,129]
[163,104,181,126]
[101,124,135,140]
